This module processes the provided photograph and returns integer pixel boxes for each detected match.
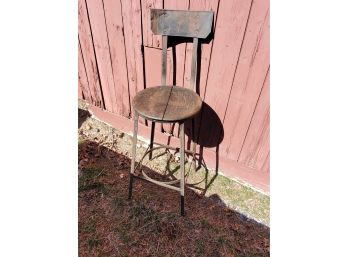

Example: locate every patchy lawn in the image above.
[78,102,270,257]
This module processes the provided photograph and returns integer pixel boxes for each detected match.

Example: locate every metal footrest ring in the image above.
[132,145,193,191]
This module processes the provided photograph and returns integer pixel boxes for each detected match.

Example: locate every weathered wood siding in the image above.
[78,0,270,192]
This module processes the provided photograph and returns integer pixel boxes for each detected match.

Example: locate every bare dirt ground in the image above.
[78,101,270,257]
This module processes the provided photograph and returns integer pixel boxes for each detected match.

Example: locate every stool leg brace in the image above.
[128,111,186,216]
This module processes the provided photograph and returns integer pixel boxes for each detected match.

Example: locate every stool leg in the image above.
[191,118,197,172]
[149,122,155,160]
[179,122,185,216]
[128,112,139,200]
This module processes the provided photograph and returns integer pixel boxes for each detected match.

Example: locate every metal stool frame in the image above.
[128,9,213,216]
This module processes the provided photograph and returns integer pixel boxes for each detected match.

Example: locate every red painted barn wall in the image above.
[78,0,270,193]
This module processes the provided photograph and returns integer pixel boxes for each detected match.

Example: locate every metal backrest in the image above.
[150,9,213,38]
[150,9,213,91]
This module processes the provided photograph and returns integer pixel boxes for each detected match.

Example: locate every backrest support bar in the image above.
[190,38,199,91]
[151,9,213,90]
[161,36,168,85]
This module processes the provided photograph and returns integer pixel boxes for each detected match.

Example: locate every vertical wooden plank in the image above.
[162,47,177,135]
[181,0,220,143]
[143,46,162,88]
[161,0,189,135]
[221,0,270,161]
[78,0,104,107]
[164,0,189,88]
[143,46,164,132]
[182,41,192,90]
[78,84,83,99]
[121,0,145,112]
[86,0,117,113]
[104,0,131,117]
[261,152,270,173]
[238,70,269,171]
[196,0,253,154]
[78,47,84,99]
[183,0,219,95]
[78,42,91,102]
[141,0,163,48]
[202,0,253,115]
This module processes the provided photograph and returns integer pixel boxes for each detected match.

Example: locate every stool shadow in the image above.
[184,102,224,196]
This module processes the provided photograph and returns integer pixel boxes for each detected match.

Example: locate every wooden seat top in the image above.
[133,86,202,122]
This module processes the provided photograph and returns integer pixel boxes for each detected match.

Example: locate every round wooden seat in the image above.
[133,85,202,122]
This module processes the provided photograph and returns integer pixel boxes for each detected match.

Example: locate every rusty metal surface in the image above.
[133,85,202,122]
[179,122,185,216]
[161,36,168,85]
[128,111,138,200]
[130,8,213,215]
[149,122,155,160]
[190,37,199,91]
[150,9,213,39]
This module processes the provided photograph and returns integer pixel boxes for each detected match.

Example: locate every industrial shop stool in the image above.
[128,9,213,216]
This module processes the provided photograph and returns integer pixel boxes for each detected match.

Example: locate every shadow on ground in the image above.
[79,108,91,129]
[78,139,269,257]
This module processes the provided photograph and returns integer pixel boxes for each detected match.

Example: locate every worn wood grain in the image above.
[182,0,220,145]
[78,84,83,99]
[133,86,172,121]
[197,0,253,156]
[163,87,202,121]
[184,0,219,96]
[203,0,252,115]
[121,0,145,115]
[162,0,190,134]
[164,0,189,88]
[78,41,91,102]
[78,46,84,99]
[165,47,174,85]
[133,86,202,122]
[162,47,176,134]
[104,0,131,116]
[141,0,163,48]
[261,152,270,173]
[78,0,103,107]
[143,46,163,132]
[86,0,117,113]
[221,0,270,161]
[238,69,269,171]
[143,46,162,88]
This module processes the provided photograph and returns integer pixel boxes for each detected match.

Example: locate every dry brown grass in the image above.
[78,105,269,256]
[78,139,269,257]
